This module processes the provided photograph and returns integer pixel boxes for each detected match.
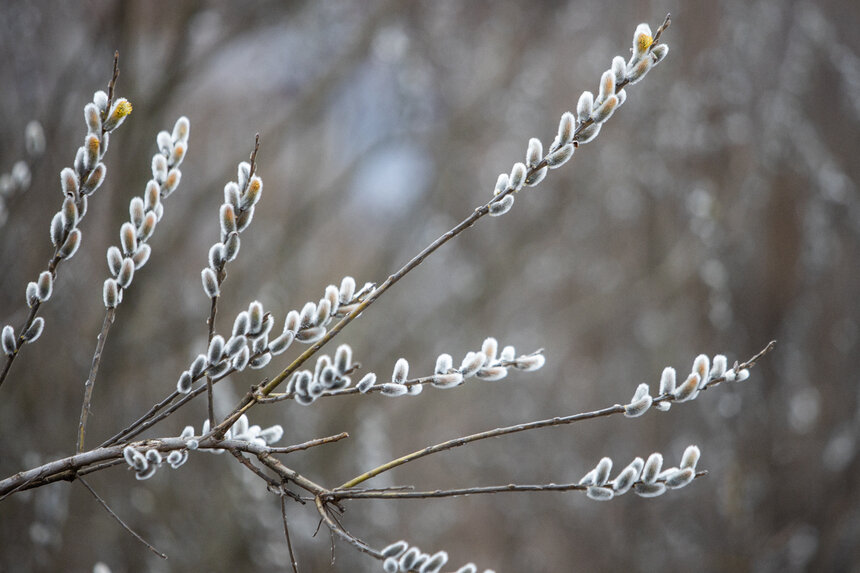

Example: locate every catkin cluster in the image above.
[103,117,189,308]
[2,90,132,357]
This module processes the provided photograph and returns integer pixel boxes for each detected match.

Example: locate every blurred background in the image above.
[1,1,858,571]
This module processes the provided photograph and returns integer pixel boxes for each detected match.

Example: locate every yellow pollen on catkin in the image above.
[115,100,133,118]
[637,34,653,53]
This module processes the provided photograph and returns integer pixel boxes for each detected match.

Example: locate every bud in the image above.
[2,325,17,355]
[557,112,575,146]
[129,197,145,228]
[120,222,137,255]
[103,278,119,308]
[575,122,601,145]
[632,23,653,59]
[58,229,81,259]
[544,143,574,169]
[220,203,237,237]
[60,168,79,199]
[36,271,53,302]
[77,163,104,197]
[591,95,618,124]
[201,267,219,298]
[612,56,627,84]
[84,134,100,171]
[103,98,133,132]
[117,257,135,289]
[526,137,543,168]
[172,116,190,143]
[598,70,616,103]
[509,162,527,192]
[488,194,514,216]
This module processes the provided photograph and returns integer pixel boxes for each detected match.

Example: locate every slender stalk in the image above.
[79,477,167,559]
[314,496,382,560]
[338,341,775,489]
[205,295,218,427]
[330,472,707,500]
[0,53,121,390]
[77,307,116,452]
[281,496,300,573]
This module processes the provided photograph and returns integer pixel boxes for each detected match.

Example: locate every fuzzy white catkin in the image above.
[432,372,463,388]
[681,445,701,470]
[435,353,453,374]
[357,373,377,393]
[339,276,356,304]
[576,91,594,122]
[380,383,408,397]
[624,394,652,417]
[544,144,574,169]
[710,354,727,378]
[586,486,614,501]
[392,358,409,383]
[664,467,695,489]
[673,372,700,402]
[1,325,16,355]
[459,351,485,377]
[612,465,638,494]
[381,541,409,559]
[488,194,514,216]
[642,453,663,483]
[557,112,575,145]
[526,138,543,167]
[634,482,666,497]
[593,457,613,485]
[422,551,449,573]
[509,162,526,191]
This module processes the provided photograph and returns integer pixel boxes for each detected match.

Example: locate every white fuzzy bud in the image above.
[586,486,614,501]
[357,373,377,393]
[544,143,574,169]
[201,268,219,298]
[177,371,193,394]
[509,162,526,191]
[488,194,515,216]
[557,112,575,145]
[526,138,543,168]
[576,91,594,123]
[642,453,663,484]
[103,278,119,308]
[380,383,408,397]
[392,358,409,383]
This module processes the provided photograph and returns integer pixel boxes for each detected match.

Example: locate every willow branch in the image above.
[79,477,167,559]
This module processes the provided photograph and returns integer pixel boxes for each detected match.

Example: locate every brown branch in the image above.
[281,496,299,573]
[77,307,116,452]
[1,53,122,391]
[338,341,775,489]
[329,472,708,500]
[313,496,382,560]
[79,477,167,559]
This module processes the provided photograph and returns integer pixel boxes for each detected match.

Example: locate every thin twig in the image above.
[329,472,707,500]
[210,36,670,436]
[281,496,299,573]
[1,53,122,391]
[229,449,280,488]
[313,496,382,560]
[101,390,181,447]
[79,477,167,559]
[77,307,116,452]
[205,295,218,428]
[338,341,775,489]
[267,432,349,454]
